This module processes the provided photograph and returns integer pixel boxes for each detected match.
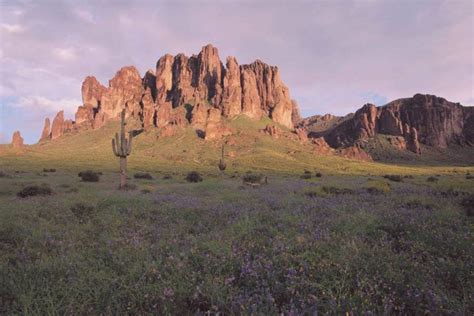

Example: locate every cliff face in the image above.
[38,44,297,143]
[324,94,473,153]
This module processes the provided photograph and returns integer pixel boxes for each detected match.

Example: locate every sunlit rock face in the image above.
[11,131,24,148]
[323,94,473,153]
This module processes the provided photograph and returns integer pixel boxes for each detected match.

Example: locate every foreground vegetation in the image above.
[0,168,472,314]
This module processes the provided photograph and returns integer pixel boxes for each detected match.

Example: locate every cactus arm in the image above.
[127,134,133,155]
[115,133,120,155]
[112,138,118,156]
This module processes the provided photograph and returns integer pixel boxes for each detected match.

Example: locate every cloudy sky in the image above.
[0,0,472,144]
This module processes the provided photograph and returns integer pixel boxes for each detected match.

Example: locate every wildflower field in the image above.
[0,169,472,314]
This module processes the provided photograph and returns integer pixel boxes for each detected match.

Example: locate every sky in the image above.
[0,0,473,144]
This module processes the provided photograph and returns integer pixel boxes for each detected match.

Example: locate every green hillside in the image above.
[1,116,473,176]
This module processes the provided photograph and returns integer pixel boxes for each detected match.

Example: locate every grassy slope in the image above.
[1,115,473,175]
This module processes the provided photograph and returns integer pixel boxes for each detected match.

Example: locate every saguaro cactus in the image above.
[112,109,132,189]
[218,144,227,174]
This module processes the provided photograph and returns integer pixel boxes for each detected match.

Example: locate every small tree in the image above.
[218,144,227,175]
[112,109,132,189]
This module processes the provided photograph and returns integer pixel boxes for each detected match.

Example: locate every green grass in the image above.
[0,170,472,314]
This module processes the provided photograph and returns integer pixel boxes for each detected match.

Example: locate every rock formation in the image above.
[261,124,282,139]
[39,44,298,143]
[51,111,65,140]
[338,145,373,161]
[222,57,242,118]
[39,118,50,142]
[322,94,473,154]
[204,108,232,140]
[33,44,472,162]
[11,131,24,148]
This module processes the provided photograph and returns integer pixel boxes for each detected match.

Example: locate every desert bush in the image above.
[383,175,403,182]
[365,180,391,194]
[402,199,434,210]
[426,176,438,182]
[242,173,267,185]
[122,183,137,190]
[301,170,312,179]
[0,171,11,178]
[134,172,153,180]
[78,170,100,182]
[186,171,203,183]
[303,188,320,198]
[460,194,474,216]
[466,175,474,180]
[163,174,172,180]
[315,172,323,178]
[141,189,152,194]
[321,186,354,195]
[17,184,53,198]
[43,168,56,173]
[70,202,95,223]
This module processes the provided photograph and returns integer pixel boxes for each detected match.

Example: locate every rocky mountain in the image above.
[322,94,474,154]
[28,44,472,161]
[38,44,298,143]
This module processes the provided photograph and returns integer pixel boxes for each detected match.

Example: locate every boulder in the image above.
[338,145,372,161]
[312,137,334,154]
[261,124,282,139]
[295,127,308,143]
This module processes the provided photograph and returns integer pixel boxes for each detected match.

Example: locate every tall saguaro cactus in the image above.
[112,109,132,189]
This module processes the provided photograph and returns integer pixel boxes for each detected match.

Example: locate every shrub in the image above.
[0,171,11,178]
[17,184,53,198]
[315,172,323,178]
[242,173,267,185]
[122,183,137,190]
[43,168,56,173]
[402,199,434,210]
[466,175,474,180]
[365,180,391,194]
[301,170,312,179]
[186,171,203,183]
[141,189,152,194]
[163,174,172,180]
[321,186,354,195]
[426,176,438,183]
[70,203,95,223]
[78,170,100,182]
[460,194,474,216]
[134,172,153,180]
[303,189,320,198]
[383,175,403,182]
